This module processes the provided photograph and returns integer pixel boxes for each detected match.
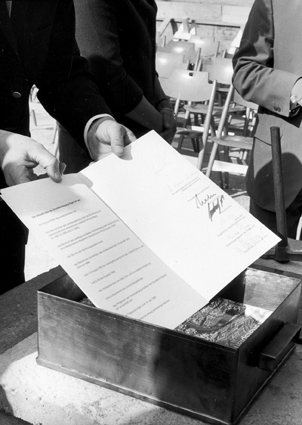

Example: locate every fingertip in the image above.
[128,131,137,143]
[51,161,65,183]
[54,172,63,182]
[59,162,66,174]
[114,146,124,157]
[50,163,63,183]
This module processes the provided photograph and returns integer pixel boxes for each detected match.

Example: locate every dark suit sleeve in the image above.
[35,0,112,149]
[232,0,298,117]
[74,0,144,115]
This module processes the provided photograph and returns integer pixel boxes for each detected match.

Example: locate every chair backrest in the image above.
[202,57,234,85]
[228,26,244,55]
[189,36,220,58]
[160,69,215,104]
[159,40,197,63]
[172,17,194,41]
[156,51,189,79]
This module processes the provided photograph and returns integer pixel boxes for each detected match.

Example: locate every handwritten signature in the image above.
[195,192,217,208]
[195,193,226,221]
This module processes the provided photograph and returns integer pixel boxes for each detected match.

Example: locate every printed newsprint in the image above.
[1,131,279,329]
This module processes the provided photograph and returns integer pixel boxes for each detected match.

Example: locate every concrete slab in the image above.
[1,334,203,425]
[1,331,302,425]
[0,411,32,425]
[0,268,64,355]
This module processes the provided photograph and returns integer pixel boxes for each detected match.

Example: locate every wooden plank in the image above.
[211,160,248,175]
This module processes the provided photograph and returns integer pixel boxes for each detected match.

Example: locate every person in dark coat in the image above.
[0,0,135,293]
[58,0,176,173]
[233,0,302,239]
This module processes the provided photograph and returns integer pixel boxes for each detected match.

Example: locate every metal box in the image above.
[37,264,301,425]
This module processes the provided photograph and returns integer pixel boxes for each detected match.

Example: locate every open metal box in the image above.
[36,264,301,425]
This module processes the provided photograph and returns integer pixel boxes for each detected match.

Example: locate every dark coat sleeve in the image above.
[232,0,298,118]
[36,0,112,149]
[74,0,153,116]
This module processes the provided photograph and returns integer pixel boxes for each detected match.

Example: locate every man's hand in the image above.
[87,117,136,161]
[0,131,64,186]
[159,107,177,143]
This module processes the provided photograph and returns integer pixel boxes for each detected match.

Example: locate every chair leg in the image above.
[198,118,216,172]
[205,144,224,187]
[52,124,59,158]
[190,137,199,152]
[206,142,219,178]
[241,148,248,163]
[223,146,229,189]
[178,110,196,152]
[177,133,185,150]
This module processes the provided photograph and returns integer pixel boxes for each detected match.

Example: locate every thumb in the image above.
[162,110,173,129]
[45,158,64,182]
[32,146,63,182]
[97,120,126,157]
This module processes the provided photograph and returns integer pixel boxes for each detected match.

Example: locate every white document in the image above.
[1,131,279,329]
[80,131,279,300]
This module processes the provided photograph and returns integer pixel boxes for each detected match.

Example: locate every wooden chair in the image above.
[201,84,258,188]
[160,69,217,156]
[189,36,220,70]
[158,40,198,65]
[198,56,233,104]
[184,57,234,168]
[156,51,189,80]
[172,17,196,41]
[201,57,233,86]
[227,26,244,56]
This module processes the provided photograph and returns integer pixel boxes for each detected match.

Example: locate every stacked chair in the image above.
[157,40,199,69]
[181,57,234,168]
[155,19,258,190]
[156,51,190,81]
[201,84,258,188]
[172,17,196,41]
[160,69,217,158]
[188,35,220,70]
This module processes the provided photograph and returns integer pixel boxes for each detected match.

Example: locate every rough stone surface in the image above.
[1,331,302,425]
[0,410,32,425]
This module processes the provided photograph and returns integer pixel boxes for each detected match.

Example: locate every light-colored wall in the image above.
[157,0,254,6]
[156,0,253,52]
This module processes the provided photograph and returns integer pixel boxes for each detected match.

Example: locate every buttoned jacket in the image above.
[233,0,302,211]
[0,0,110,187]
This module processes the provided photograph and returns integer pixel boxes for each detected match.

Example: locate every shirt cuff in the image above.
[84,114,115,157]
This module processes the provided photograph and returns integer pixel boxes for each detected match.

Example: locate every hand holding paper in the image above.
[86,117,136,161]
[1,131,279,328]
[0,130,64,185]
